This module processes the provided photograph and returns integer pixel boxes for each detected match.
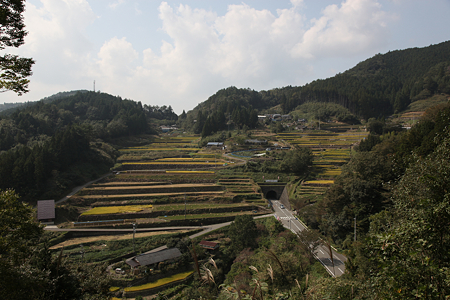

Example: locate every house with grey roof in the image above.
[125,248,182,271]
[37,200,55,224]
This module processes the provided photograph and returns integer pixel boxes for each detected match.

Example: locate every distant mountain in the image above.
[184,40,450,132]
[0,90,89,116]
[0,102,27,113]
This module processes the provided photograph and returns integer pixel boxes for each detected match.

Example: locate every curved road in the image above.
[272,200,346,277]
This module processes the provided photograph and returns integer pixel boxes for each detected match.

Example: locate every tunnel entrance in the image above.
[265,190,278,200]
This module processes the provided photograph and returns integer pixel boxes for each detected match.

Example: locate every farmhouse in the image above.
[37,200,55,224]
[160,125,178,132]
[126,248,182,270]
[199,241,219,250]
[245,139,268,145]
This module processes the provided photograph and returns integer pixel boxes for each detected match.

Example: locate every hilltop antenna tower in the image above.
[93,80,95,92]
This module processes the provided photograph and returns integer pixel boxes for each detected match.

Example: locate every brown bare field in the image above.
[93,182,167,186]
[85,183,218,191]
[49,230,191,249]
[80,191,225,199]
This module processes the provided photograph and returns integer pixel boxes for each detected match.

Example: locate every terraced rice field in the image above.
[122,270,194,292]
[164,211,260,220]
[119,147,199,152]
[218,177,264,205]
[278,130,369,148]
[81,205,153,215]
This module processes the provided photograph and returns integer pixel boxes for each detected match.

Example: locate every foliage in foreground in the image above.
[0,190,112,300]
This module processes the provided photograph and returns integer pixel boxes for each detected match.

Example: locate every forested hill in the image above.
[0,91,161,202]
[0,91,150,148]
[287,40,450,118]
[183,40,450,131]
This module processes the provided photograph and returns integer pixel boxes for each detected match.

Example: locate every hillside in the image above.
[180,41,450,137]
[0,91,159,202]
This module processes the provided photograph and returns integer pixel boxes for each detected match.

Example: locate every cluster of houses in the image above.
[258,114,292,122]
[160,125,178,133]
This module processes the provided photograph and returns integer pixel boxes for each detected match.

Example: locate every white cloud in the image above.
[2,0,394,113]
[85,0,393,112]
[94,37,139,78]
[108,0,126,10]
[291,0,392,58]
[18,0,96,84]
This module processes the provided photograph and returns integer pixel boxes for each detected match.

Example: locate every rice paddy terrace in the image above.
[64,126,368,228]
[278,124,368,201]
[66,134,269,229]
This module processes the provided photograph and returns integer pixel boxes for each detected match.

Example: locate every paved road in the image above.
[44,226,204,232]
[271,200,346,277]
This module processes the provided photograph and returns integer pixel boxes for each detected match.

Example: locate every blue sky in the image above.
[2,0,450,114]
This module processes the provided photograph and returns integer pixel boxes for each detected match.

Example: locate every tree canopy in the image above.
[0,190,112,300]
[0,0,34,95]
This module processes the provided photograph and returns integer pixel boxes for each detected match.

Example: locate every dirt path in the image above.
[223,152,247,166]
[56,172,112,204]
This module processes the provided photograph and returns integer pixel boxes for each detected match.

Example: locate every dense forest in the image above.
[0,91,158,202]
[285,103,450,298]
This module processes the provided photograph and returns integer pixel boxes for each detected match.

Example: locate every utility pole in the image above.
[132,223,136,253]
[80,244,84,262]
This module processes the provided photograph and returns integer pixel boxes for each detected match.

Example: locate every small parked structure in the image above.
[199,241,219,250]
[37,200,55,224]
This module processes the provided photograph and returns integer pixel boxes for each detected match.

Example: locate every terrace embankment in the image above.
[79,183,223,195]
[118,163,220,170]
[78,205,258,221]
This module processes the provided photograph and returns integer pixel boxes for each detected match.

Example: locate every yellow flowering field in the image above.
[81,204,153,215]
[166,170,215,174]
[124,271,194,292]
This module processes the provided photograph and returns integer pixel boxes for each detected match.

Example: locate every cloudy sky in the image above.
[2,0,450,114]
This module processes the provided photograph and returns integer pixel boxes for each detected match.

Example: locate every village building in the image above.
[245,139,268,145]
[126,248,182,272]
[199,241,219,251]
[206,142,224,147]
[37,200,55,224]
[160,125,178,133]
